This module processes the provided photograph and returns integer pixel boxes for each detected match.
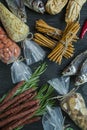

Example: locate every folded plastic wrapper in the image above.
[23,39,46,65]
[48,76,70,95]
[5,0,27,22]
[11,60,32,83]
[42,106,64,130]
[48,77,87,130]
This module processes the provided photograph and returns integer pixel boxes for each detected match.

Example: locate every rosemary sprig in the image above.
[0,94,7,103]
[66,128,74,130]
[35,84,55,116]
[15,126,23,130]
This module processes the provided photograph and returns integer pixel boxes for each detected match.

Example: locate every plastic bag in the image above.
[11,60,32,83]
[61,93,87,130]
[48,76,70,95]
[0,27,21,64]
[48,76,87,130]
[23,39,46,65]
[42,106,64,130]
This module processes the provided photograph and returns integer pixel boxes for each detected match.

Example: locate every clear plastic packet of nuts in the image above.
[0,27,21,64]
[48,77,87,130]
[0,26,32,84]
[23,38,46,65]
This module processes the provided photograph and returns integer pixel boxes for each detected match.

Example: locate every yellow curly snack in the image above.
[46,0,68,15]
[65,0,86,23]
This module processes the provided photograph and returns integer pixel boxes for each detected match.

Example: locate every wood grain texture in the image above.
[0,0,87,130]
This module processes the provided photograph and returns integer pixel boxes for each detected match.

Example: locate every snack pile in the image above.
[0,0,87,130]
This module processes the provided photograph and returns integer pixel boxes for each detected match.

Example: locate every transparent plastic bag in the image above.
[42,106,64,130]
[48,76,70,95]
[61,93,87,130]
[11,60,32,83]
[23,38,46,65]
[0,27,21,64]
[48,76,87,130]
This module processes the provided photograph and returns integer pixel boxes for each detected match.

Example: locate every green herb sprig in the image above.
[35,84,55,116]
[0,94,7,103]
[66,127,74,130]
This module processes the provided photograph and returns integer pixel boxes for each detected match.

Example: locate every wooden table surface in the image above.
[0,0,87,130]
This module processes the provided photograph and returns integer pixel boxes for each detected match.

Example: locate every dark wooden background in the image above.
[0,0,87,130]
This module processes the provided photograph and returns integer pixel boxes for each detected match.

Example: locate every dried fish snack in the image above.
[48,76,87,130]
[5,0,27,22]
[24,0,45,14]
[65,0,86,23]
[42,106,64,130]
[0,2,29,42]
[46,0,68,15]
[75,58,87,86]
[63,50,87,76]
[23,38,46,65]
[48,22,80,64]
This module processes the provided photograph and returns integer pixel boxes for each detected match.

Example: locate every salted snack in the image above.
[5,0,27,22]
[35,19,62,40]
[48,22,80,64]
[0,27,20,64]
[65,0,86,23]
[0,2,29,42]
[23,38,46,65]
[34,19,63,49]
[75,58,87,86]
[34,33,57,49]
[48,77,87,130]
[61,93,87,130]
[63,50,87,76]
[24,0,45,14]
[46,0,68,15]
[42,106,64,130]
